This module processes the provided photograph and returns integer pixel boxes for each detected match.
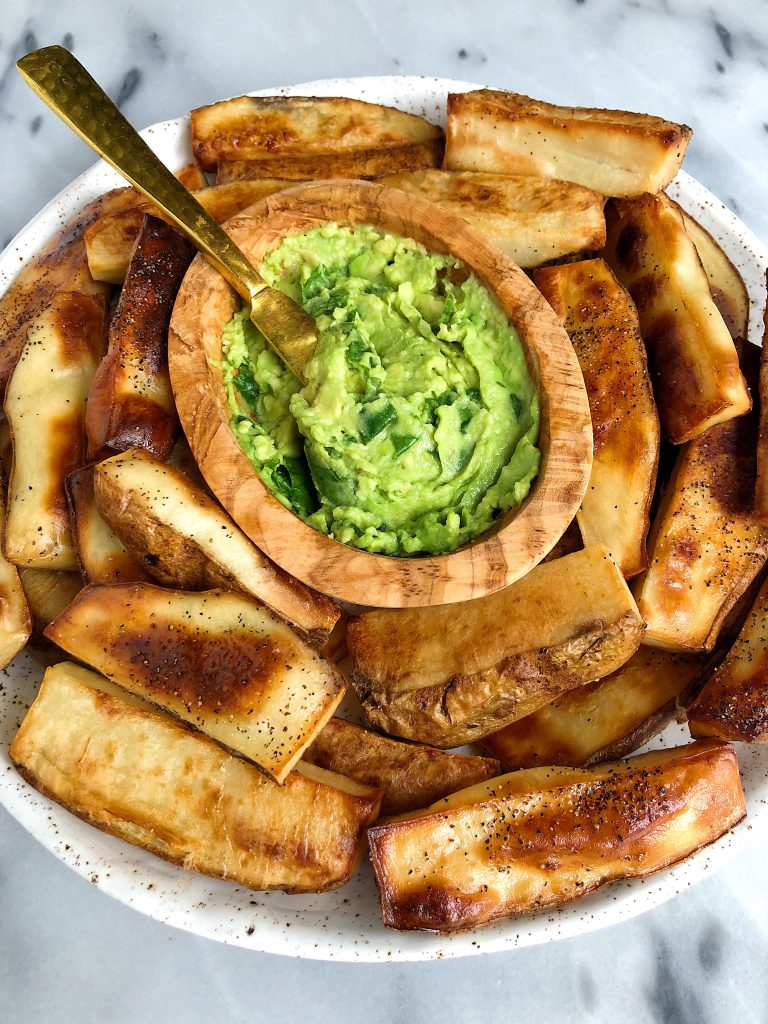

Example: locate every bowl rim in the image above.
[169,178,592,608]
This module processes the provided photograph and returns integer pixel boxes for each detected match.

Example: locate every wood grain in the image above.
[168,179,592,608]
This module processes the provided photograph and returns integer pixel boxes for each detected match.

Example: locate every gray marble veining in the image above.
[1,0,768,1021]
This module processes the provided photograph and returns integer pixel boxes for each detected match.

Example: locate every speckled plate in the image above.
[1,76,767,962]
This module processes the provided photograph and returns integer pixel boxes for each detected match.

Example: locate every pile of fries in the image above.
[2,86,766,935]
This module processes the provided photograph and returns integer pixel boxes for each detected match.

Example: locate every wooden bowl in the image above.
[168,180,592,608]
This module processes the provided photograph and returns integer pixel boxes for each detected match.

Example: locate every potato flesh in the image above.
[0,472,31,667]
[535,259,659,577]
[603,192,749,444]
[93,448,341,648]
[44,583,346,783]
[380,170,605,269]
[10,663,381,893]
[444,90,691,198]
[347,545,644,747]
[484,647,703,769]
[4,291,107,569]
[303,717,501,816]
[367,741,745,932]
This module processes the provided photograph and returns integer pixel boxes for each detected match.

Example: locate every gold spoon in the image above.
[17,45,316,383]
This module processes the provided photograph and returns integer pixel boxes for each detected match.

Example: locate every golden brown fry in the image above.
[11,662,381,893]
[754,277,768,523]
[175,162,207,190]
[603,192,749,443]
[216,141,442,182]
[444,89,691,198]
[535,258,659,577]
[380,170,605,268]
[367,741,745,932]
[0,471,31,667]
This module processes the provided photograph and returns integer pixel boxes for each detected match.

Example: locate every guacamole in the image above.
[221,224,540,556]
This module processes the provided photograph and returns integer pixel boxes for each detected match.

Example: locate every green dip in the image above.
[221,224,540,556]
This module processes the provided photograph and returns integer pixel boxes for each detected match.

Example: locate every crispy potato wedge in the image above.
[688,573,768,741]
[603,192,749,443]
[484,647,704,769]
[10,662,381,893]
[92,448,342,650]
[304,718,500,816]
[379,170,605,268]
[367,740,744,932]
[0,471,31,667]
[4,292,107,569]
[66,465,152,585]
[635,347,768,652]
[190,94,443,172]
[444,89,691,198]
[347,545,644,748]
[175,162,208,190]
[19,569,82,635]
[754,280,768,523]
[45,583,346,783]
[535,259,659,577]
[216,142,443,183]
[86,216,194,461]
[0,187,135,395]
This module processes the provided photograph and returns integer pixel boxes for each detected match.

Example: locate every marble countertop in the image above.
[1,1,767,1020]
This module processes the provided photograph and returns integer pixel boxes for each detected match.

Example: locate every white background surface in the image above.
[2,1,768,1021]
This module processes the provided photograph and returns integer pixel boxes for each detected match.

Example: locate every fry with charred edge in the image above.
[216,142,443,183]
[4,291,107,569]
[190,94,443,172]
[44,583,346,783]
[66,465,152,586]
[688,572,768,741]
[603,192,749,443]
[347,545,644,748]
[484,647,704,769]
[304,718,501,816]
[10,662,381,893]
[754,277,768,523]
[367,740,745,933]
[380,170,606,269]
[0,471,31,667]
[444,90,691,198]
[92,448,342,650]
[634,345,768,653]
[535,259,659,578]
[85,215,194,461]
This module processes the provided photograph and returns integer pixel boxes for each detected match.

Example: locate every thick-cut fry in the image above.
[216,143,442,183]
[304,717,500,816]
[380,170,605,268]
[484,647,704,769]
[603,192,749,443]
[66,465,152,585]
[45,583,346,783]
[444,90,691,198]
[4,292,107,569]
[175,162,207,190]
[93,448,342,650]
[535,259,659,577]
[86,216,193,460]
[347,545,644,748]
[754,279,768,522]
[0,472,31,667]
[635,346,768,652]
[19,569,82,644]
[688,573,768,742]
[367,741,744,932]
[10,662,381,893]
[190,94,443,172]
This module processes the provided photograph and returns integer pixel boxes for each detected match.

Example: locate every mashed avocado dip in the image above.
[221,224,540,556]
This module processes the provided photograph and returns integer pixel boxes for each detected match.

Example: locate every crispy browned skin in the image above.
[484,647,704,769]
[85,215,194,460]
[603,193,749,443]
[635,346,768,652]
[44,583,346,782]
[92,448,342,649]
[190,94,443,171]
[535,259,659,577]
[304,718,500,815]
[754,277,768,523]
[66,465,152,585]
[4,291,108,569]
[216,141,443,183]
[347,546,644,748]
[10,662,381,893]
[175,162,208,190]
[688,572,768,741]
[444,90,691,198]
[367,741,745,932]
[0,188,135,396]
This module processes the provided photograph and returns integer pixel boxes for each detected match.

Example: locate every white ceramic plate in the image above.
[1,76,767,962]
